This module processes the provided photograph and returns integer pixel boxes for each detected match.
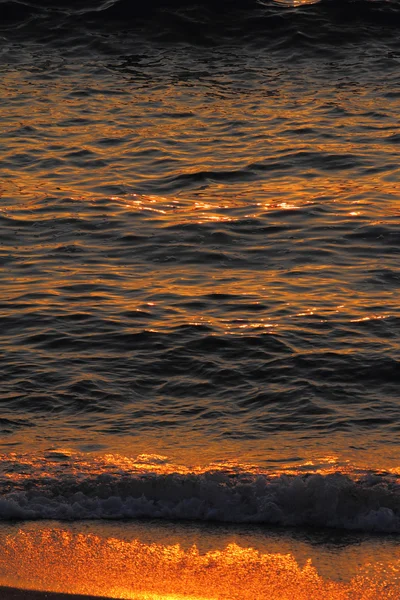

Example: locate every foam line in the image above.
[1,470,400,532]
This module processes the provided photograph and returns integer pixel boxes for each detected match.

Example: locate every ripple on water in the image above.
[0,5,400,469]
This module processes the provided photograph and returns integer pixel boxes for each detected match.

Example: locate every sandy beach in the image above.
[1,520,400,600]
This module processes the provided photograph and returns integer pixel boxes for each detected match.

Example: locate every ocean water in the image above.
[1,0,400,551]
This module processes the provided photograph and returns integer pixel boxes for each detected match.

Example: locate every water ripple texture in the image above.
[0,0,399,481]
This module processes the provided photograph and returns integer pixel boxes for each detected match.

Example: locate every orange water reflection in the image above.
[1,525,400,599]
[0,450,375,485]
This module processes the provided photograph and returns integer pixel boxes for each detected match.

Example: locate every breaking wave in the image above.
[2,454,400,533]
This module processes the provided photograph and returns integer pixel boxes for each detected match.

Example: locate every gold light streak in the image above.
[0,526,400,599]
[268,0,321,5]
[0,450,384,489]
[2,58,400,216]
[350,315,392,323]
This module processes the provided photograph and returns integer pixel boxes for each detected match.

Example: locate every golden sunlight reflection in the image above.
[350,315,392,323]
[269,0,321,5]
[0,449,392,498]
[5,432,400,487]
[1,525,400,599]
[1,172,399,222]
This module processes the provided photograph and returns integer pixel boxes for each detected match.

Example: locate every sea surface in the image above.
[0,0,400,549]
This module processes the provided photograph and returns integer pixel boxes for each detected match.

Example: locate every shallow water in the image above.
[2,520,400,598]
[0,0,400,535]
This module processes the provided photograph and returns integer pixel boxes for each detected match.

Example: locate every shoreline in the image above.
[1,520,399,599]
[0,588,114,600]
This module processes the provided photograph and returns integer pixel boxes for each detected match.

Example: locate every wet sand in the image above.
[1,521,400,599]
[0,589,113,600]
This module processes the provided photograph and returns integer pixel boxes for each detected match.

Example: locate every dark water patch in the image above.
[2,0,400,52]
[364,269,400,286]
[96,136,127,147]
[0,0,37,25]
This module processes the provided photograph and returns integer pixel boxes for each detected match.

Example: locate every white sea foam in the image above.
[1,469,400,533]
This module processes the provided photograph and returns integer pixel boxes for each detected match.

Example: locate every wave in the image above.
[2,456,400,532]
[2,0,400,43]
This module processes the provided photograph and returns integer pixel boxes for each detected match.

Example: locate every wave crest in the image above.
[2,465,400,532]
